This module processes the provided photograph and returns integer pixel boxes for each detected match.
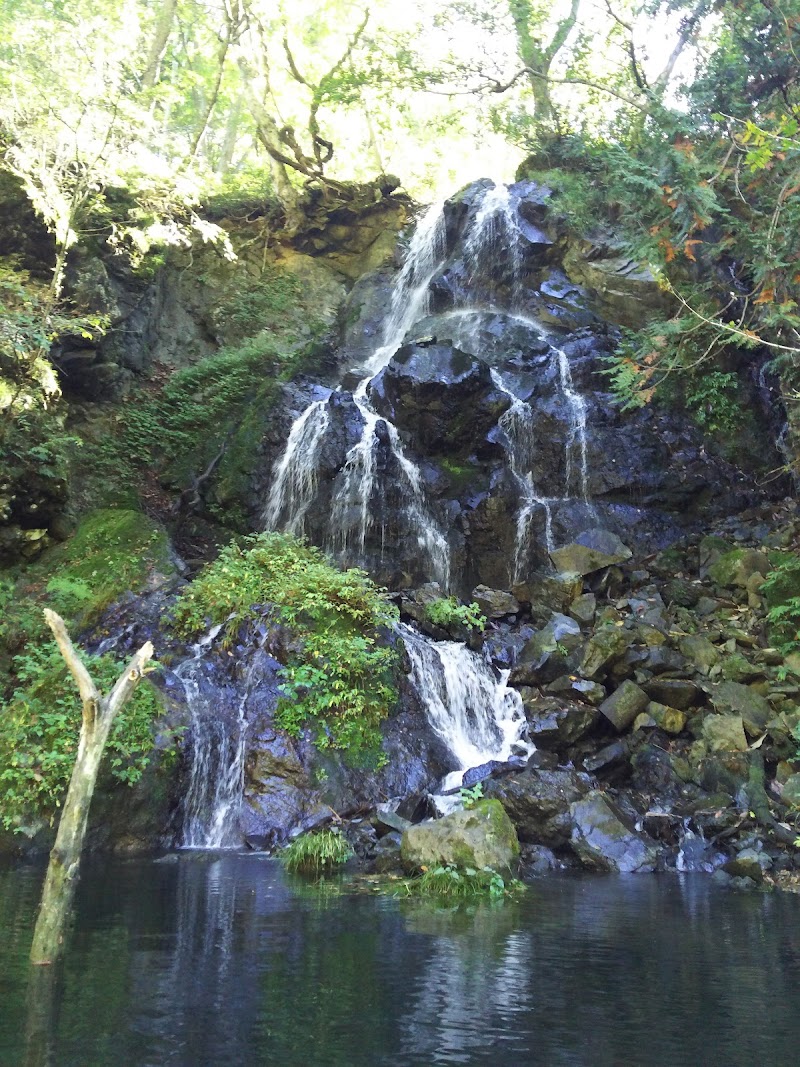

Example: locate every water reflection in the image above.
[2,857,800,1066]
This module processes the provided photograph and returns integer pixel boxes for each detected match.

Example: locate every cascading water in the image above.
[177,640,252,849]
[399,623,532,790]
[464,184,524,310]
[263,201,451,588]
[262,399,330,536]
[555,346,593,505]
[492,368,555,576]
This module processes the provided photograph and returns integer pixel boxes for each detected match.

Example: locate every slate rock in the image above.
[599,680,650,731]
[707,548,770,589]
[701,714,749,753]
[484,768,590,847]
[710,680,772,736]
[578,625,633,679]
[471,585,520,618]
[570,791,659,872]
[642,678,701,710]
[551,528,632,576]
[569,592,597,625]
[520,692,599,749]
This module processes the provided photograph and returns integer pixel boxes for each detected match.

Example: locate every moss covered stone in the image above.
[400,799,520,873]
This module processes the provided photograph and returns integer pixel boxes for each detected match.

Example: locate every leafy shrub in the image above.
[763,556,800,655]
[173,533,400,760]
[425,597,486,633]
[0,645,162,831]
[280,828,353,875]
[397,864,523,899]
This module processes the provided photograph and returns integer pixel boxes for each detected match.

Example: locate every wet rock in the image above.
[471,585,519,618]
[373,831,404,873]
[368,341,510,456]
[550,528,632,576]
[484,768,590,847]
[520,692,599,749]
[509,613,581,685]
[578,625,633,679]
[599,680,650,731]
[569,678,607,705]
[583,739,632,774]
[642,678,701,710]
[520,843,560,874]
[721,853,765,883]
[570,791,659,872]
[375,805,413,835]
[710,680,772,736]
[569,592,597,625]
[460,759,523,789]
[400,799,520,872]
[701,714,749,753]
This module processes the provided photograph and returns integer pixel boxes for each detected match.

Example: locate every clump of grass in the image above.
[280,829,353,875]
[397,865,524,899]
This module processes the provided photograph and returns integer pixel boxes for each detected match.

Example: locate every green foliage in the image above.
[0,509,172,672]
[458,782,484,809]
[0,644,162,831]
[280,828,353,875]
[684,372,743,436]
[398,864,523,899]
[764,556,800,656]
[425,597,486,632]
[173,533,400,760]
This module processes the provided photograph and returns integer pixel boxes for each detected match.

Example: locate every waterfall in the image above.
[263,180,597,588]
[492,368,555,576]
[264,201,451,587]
[262,399,330,535]
[177,648,251,849]
[555,346,592,505]
[400,624,532,790]
[464,184,524,310]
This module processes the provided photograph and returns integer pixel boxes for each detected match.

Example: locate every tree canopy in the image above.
[0,0,798,405]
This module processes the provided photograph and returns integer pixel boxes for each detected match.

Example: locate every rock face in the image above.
[400,799,520,872]
[251,178,784,597]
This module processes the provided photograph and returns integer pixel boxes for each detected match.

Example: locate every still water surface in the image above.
[1,854,799,1066]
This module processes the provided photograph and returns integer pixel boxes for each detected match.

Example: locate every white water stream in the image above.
[399,623,532,790]
[177,633,254,849]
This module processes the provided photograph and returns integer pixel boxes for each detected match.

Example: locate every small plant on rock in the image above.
[458,782,484,809]
[280,829,353,875]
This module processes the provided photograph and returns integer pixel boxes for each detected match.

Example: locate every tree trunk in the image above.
[29,611,154,966]
[141,0,178,89]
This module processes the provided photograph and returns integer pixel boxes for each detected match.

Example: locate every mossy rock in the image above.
[400,799,520,873]
[707,548,770,589]
[2,508,174,661]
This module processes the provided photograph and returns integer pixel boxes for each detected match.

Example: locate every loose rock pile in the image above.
[373,500,800,890]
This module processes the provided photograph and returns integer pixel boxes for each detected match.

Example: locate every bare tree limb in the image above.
[43,608,99,727]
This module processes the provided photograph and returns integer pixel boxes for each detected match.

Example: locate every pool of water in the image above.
[2,854,799,1066]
